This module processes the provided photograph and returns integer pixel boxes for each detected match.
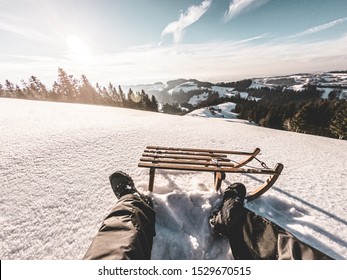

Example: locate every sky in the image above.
[0,0,347,86]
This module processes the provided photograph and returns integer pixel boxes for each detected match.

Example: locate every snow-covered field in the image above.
[0,98,346,260]
[168,81,200,94]
[250,72,347,99]
[187,102,239,120]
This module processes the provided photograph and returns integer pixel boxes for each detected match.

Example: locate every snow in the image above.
[168,82,200,94]
[249,80,266,89]
[249,73,347,98]
[188,92,209,106]
[318,87,347,99]
[288,84,305,91]
[147,82,166,92]
[318,87,335,99]
[238,91,249,99]
[211,86,234,98]
[182,86,247,106]
[187,102,239,120]
[0,98,346,260]
[217,102,236,112]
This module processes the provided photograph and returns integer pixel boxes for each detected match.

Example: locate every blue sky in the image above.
[1,0,347,85]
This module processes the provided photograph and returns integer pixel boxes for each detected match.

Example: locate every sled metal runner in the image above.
[138,146,284,201]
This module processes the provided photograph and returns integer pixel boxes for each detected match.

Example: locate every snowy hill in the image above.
[0,98,346,260]
[187,102,240,120]
[125,79,238,106]
[250,72,347,99]
[123,72,347,106]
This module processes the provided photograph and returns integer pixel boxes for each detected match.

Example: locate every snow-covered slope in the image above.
[0,98,346,260]
[188,92,210,106]
[123,72,347,108]
[187,102,240,120]
[250,72,347,99]
[168,81,200,94]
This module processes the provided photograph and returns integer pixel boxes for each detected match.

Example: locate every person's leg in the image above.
[209,183,332,260]
[83,172,156,260]
[277,232,332,260]
[209,183,256,259]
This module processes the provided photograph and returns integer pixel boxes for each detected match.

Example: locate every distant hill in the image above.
[122,71,347,107]
[120,72,346,140]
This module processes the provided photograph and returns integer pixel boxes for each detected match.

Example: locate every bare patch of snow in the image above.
[168,82,200,95]
[211,86,234,98]
[188,92,209,106]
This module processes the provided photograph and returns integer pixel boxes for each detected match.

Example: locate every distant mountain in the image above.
[123,78,241,106]
[250,72,347,99]
[122,71,347,107]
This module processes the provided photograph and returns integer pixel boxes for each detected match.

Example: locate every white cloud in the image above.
[0,2,55,42]
[224,0,270,22]
[0,20,51,42]
[161,0,212,44]
[3,33,347,86]
[292,17,347,37]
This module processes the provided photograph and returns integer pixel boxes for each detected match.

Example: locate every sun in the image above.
[65,35,90,62]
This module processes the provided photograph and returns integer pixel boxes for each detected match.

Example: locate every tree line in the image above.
[160,83,346,140]
[234,85,346,140]
[1,70,345,140]
[0,68,159,112]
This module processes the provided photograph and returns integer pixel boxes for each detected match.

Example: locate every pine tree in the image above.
[118,86,125,105]
[108,82,120,105]
[96,83,112,105]
[51,81,60,101]
[150,95,159,112]
[127,88,141,108]
[0,83,4,97]
[127,88,134,108]
[79,75,97,104]
[330,102,347,140]
[22,76,48,100]
[140,90,151,110]
[289,103,310,133]
[162,103,182,114]
[5,80,14,95]
[289,101,334,136]
[259,110,282,129]
[4,80,16,97]
[52,68,78,102]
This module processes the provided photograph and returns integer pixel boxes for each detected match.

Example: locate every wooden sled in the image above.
[138,146,284,201]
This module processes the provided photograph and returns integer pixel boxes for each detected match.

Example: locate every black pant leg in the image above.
[83,194,156,260]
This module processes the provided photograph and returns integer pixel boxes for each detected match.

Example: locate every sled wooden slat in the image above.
[144,149,229,157]
[246,163,284,201]
[140,157,237,167]
[142,153,231,162]
[146,146,259,156]
[138,162,276,174]
[138,146,283,199]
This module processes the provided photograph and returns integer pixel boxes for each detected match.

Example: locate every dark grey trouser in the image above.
[228,207,333,260]
[84,193,331,260]
[83,194,156,260]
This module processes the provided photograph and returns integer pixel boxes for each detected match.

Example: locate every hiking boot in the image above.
[109,171,153,208]
[223,182,246,202]
[209,183,246,237]
[109,171,137,199]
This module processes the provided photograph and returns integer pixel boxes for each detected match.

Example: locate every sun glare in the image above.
[65,35,90,62]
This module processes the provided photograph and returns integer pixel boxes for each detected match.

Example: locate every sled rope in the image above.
[254,157,270,169]
[227,157,270,170]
